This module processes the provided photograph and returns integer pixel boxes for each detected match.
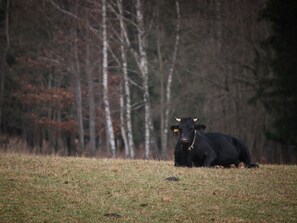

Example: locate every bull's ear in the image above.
[195,124,206,130]
[170,125,179,133]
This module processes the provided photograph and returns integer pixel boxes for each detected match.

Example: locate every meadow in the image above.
[0,153,296,222]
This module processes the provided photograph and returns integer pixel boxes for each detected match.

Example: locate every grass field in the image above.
[0,153,296,222]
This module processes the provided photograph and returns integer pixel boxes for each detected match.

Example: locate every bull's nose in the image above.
[180,138,189,143]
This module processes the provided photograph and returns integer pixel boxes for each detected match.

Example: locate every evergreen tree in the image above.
[260,0,297,147]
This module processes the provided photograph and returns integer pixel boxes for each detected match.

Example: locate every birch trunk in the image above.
[135,0,151,159]
[115,0,152,159]
[162,0,180,160]
[85,18,96,153]
[102,0,116,157]
[120,85,129,157]
[117,0,135,159]
[156,1,165,159]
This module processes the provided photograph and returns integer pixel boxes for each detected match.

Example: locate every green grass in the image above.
[0,153,296,222]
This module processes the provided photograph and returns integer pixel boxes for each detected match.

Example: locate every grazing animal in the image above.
[170,117,258,168]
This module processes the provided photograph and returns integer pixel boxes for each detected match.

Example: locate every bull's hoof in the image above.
[248,163,259,168]
[230,164,236,168]
[238,162,245,168]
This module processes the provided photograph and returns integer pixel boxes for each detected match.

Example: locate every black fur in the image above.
[171,117,258,168]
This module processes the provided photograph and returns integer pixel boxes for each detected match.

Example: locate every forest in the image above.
[0,0,296,163]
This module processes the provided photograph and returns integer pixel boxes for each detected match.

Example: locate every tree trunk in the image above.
[135,0,151,159]
[115,0,151,159]
[215,0,222,52]
[119,84,129,157]
[102,0,116,157]
[162,0,180,160]
[0,66,4,133]
[85,18,96,154]
[157,0,165,160]
[1,0,10,132]
[47,72,54,151]
[118,0,135,159]
[72,4,84,151]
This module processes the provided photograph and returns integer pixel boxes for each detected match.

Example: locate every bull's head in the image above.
[170,117,206,145]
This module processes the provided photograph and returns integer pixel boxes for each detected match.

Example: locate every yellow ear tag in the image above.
[173,129,179,133]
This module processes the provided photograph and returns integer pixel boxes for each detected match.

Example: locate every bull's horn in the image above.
[174,117,181,122]
[193,118,199,122]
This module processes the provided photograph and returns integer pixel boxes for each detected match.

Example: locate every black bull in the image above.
[170,117,258,168]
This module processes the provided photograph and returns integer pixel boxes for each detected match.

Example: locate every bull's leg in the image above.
[175,150,192,167]
[174,145,193,167]
[179,149,192,167]
[240,149,259,168]
[174,158,184,167]
[174,143,184,167]
[174,159,182,167]
[184,151,193,167]
[174,151,183,167]
[233,137,259,168]
[247,163,259,168]
[202,151,216,167]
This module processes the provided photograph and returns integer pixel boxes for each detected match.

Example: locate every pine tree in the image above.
[260,0,297,147]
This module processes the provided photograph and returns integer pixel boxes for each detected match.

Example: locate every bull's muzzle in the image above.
[180,138,189,144]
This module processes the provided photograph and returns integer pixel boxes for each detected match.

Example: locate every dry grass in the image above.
[0,153,296,222]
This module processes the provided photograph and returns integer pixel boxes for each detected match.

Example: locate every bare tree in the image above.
[72,1,84,151]
[3,0,281,162]
[156,0,165,159]
[117,0,135,159]
[102,0,116,157]
[160,0,180,160]
[135,0,151,159]
[119,84,129,157]
[85,17,96,153]
[113,0,153,158]
[0,0,10,132]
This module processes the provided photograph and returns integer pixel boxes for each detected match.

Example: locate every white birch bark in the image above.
[113,0,151,159]
[162,0,180,160]
[102,0,116,157]
[135,0,151,159]
[156,2,165,159]
[118,0,135,159]
[119,84,129,157]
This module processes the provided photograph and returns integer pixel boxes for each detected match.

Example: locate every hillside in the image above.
[0,153,296,222]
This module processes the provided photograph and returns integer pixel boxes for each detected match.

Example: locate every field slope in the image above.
[0,153,296,222]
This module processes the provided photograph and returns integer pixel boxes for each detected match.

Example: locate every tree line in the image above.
[0,0,296,163]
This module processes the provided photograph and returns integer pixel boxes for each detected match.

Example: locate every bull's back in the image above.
[204,132,240,166]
